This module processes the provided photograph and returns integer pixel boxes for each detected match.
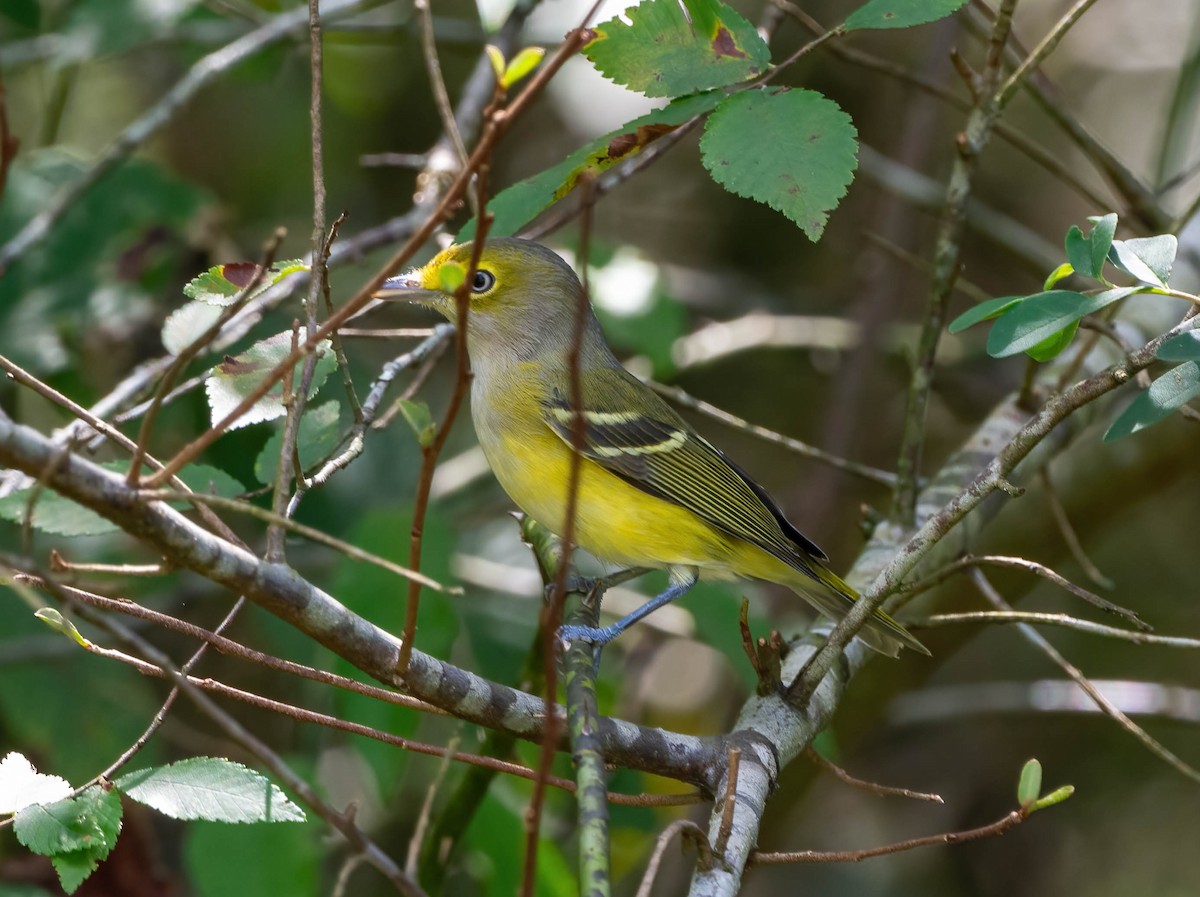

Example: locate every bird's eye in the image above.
[471,270,496,293]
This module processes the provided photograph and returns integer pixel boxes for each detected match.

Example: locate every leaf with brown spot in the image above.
[584,0,768,97]
[700,88,859,241]
[843,0,969,32]
[459,91,725,240]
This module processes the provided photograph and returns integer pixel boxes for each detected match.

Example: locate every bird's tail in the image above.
[793,564,930,658]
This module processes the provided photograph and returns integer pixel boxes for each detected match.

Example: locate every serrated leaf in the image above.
[1104,360,1200,441]
[701,88,858,241]
[985,287,1136,358]
[161,300,224,355]
[585,0,769,98]
[1156,329,1200,362]
[1108,235,1177,287]
[0,461,244,537]
[947,295,1024,333]
[115,758,305,823]
[502,46,544,88]
[1063,225,1093,279]
[0,753,72,814]
[205,332,336,429]
[843,0,969,31]
[1087,213,1117,275]
[183,260,307,307]
[176,463,246,498]
[0,484,114,537]
[52,849,104,895]
[396,399,436,447]
[33,609,90,648]
[460,91,725,240]
[14,786,122,859]
[1017,758,1042,808]
[254,400,343,484]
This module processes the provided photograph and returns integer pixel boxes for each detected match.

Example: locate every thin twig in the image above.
[804,747,944,802]
[140,12,598,490]
[714,748,741,856]
[915,610,1200,648]
[789,313,1199,708]
[899,554,1145,629]
[649,381,899,488]
[635,820,713,897]
[891,0,1019,524]
[0,0,379,275]
[1039,469,1114,589]
[750,809,1027,864]
[970,569,1200,783]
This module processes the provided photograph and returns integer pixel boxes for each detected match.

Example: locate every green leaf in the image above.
[205,332,337,429]
[1063,225,1093,279]
[161,300,224,355]
[701,88,858,241]
[1156,329,1200,362]
[1108,235,1177,287]
[52,850,104,895]
[0,482,113,537]
[1087,212,1118,276]
[115,758,305,823]
[396,399,437,447]
[1024,319,1080,362]
[485,45,506,83]
[0,753,72,814]
[177,463,246,499]
[1016,758,1042,808]
[843,0,969,31]
[1031,785,1075,811]
[14,786,122,892]
[585,0,769,98]
[184,260,307,308]
[947,295,1024,333]
[1104,360,1200,441]
[33,609,90,648]
[461,91,725,240]
[1043,261,1075,291]
[254,400,344,484]
[985,288,1136,358]
[502,47,545,88]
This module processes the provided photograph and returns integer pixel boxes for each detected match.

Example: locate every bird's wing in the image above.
[541,366,827,566]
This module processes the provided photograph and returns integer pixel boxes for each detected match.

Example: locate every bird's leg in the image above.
[559,567,699,646]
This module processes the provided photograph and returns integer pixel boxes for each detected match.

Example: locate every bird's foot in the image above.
[558,623,622,647]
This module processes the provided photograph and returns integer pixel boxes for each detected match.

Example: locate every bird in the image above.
[376,237,927,657]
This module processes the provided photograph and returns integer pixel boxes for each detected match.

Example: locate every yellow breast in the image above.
[470,366,736,572]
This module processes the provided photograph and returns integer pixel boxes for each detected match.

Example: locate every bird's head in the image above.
[376,238,592,361]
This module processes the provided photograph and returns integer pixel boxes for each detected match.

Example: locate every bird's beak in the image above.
[374,272,424,301]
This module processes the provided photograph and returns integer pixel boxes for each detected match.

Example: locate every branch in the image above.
[0,409,726,787]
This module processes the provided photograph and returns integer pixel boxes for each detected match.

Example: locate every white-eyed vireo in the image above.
[378,238,927,657]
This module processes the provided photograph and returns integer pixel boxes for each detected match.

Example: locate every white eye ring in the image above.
[471,270,496,293]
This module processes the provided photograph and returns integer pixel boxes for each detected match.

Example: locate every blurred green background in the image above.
[2,0,1199,894]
